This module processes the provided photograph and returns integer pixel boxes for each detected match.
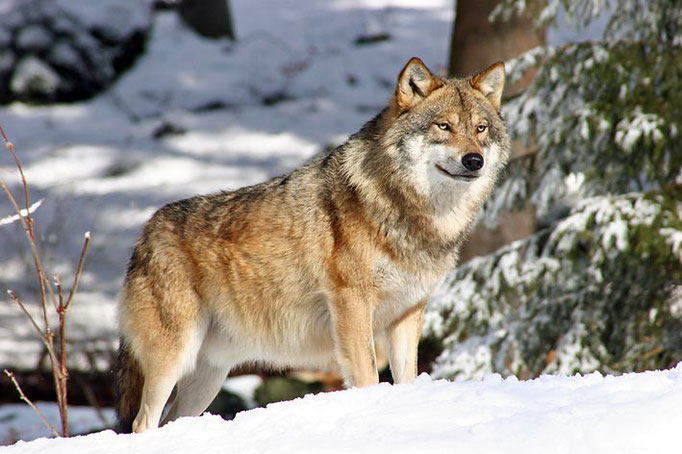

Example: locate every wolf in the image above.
[116,57,510,433]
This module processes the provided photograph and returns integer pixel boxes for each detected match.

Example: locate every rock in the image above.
[49,41,82,69]
[10,56,60,100]
[16,25,52,51]
[206,389,249,421]
[0,0,152,104]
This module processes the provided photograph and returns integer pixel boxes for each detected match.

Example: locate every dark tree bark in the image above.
[449,0,543,95]
[448,0,545,261]
[179,0,235,40]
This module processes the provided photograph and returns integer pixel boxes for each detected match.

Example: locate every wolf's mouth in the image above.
[435,163,479,181]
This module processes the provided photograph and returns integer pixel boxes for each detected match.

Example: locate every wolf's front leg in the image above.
[386,300,426,384]
[331,289,379,387]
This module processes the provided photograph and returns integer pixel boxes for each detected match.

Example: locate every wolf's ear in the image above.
[470,62,506,111]
[395,57,444,112]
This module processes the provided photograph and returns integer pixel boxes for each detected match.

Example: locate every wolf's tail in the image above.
[115,338,144,433]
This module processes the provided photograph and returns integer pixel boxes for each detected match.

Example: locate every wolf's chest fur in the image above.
[373,258,444,328]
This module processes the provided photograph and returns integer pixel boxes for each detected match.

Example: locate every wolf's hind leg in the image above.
[131,326,205,433]
[132,367,180,433]
[129,311,206,433]
[162,359,229,423]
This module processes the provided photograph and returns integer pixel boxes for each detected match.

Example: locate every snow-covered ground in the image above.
[5,366,682,452]
[0,374,262,444]
[0,404,114,446]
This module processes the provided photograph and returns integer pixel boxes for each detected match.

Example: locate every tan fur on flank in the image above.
[116,57,510,433]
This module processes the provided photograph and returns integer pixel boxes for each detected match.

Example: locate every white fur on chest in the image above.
[373,260,440,328]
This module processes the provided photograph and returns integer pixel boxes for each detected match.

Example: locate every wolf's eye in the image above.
[476,124,487,133]
[436,122,451,131]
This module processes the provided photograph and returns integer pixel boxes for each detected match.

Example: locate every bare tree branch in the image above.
[0,124,58,312]
[0,125,30,219]
[7,290,50,346]
[1,124,91,437]
[0,198,43,226]
[3,370,60,437]
[65,232,90,311]
[0,180,51,327]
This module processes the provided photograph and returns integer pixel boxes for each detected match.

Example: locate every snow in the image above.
[52,0,150,40]
[10,57,60,95]
[5,366,682,452]
[15,26,52,51]
[614,108,665,153]
[661,227,682,260]
[0,403,113,446]
[0,199,43,226]
[0,375,259,445]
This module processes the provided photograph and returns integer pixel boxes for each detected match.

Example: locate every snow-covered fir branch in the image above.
[486,40,681,225]
[426,189,682,380]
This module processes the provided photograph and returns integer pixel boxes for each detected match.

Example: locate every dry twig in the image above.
[3,370,59,438]
[1,124,91,437]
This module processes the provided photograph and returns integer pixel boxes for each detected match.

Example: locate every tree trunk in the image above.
[449,0,543,95]
[449,0,544,261]
[179,0,235,40]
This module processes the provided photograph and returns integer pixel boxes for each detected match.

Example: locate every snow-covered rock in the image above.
[0,0,151,103]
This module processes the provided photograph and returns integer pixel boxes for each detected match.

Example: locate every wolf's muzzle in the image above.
[435,157,480,181]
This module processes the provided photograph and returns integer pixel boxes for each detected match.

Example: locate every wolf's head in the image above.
[366,57,511,213]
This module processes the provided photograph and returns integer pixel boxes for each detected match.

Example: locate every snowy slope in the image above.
[5,366,682,453]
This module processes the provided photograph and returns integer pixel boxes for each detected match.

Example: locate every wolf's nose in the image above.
[462,153,484,171]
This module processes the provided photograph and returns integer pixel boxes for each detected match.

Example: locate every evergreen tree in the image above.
[424,0,682,380]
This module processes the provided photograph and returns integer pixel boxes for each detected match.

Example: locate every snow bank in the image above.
[6,366,682,453]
